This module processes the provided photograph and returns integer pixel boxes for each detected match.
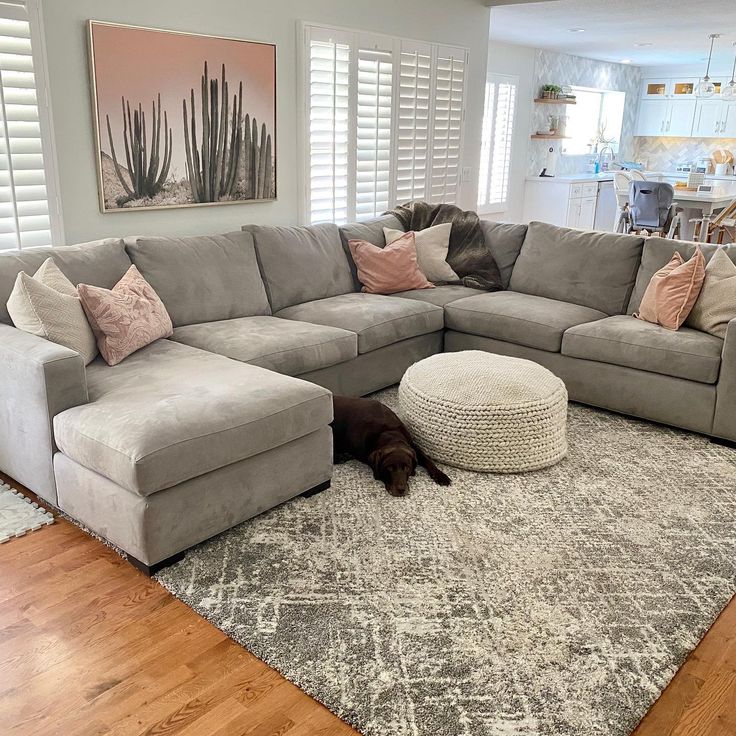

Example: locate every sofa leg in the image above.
[128,550,186,577]
[301,479,331,498]
[711,436,736,450]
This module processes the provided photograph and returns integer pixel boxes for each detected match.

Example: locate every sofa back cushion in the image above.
[339,215,403,289]
[509,221,644,315]
[0,238,130,325]
[480,220,527,289]
[126,231,270,327]
[627,238,736,314]
[245,223,355,312]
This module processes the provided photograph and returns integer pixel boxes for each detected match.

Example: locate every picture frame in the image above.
[87,21,277,213]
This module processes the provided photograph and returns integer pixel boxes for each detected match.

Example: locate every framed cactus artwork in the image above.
[87,21,276,212]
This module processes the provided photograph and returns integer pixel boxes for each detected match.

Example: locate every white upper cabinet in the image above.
[641,77,699,99]
[693,99,736,138]
[636,98,695,137]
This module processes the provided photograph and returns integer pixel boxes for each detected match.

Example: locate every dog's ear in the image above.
[368,448,385,479]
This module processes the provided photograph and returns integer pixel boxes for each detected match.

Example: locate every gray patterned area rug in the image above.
[156,389,736,736]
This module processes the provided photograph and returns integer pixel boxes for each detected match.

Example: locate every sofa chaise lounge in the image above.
[0,216,733,572]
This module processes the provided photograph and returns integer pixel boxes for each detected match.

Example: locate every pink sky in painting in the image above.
[91,22,275,182]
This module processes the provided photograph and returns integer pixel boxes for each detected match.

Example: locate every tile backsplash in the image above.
[633,137,736,171]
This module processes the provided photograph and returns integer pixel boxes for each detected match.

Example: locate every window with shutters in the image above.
[0,0,60,250]
[302,23,468,225]
[477,74,517,214]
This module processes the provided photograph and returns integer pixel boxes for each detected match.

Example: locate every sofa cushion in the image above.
[245,223,355,313]
[126,231,269,327]
[480,220,527,289]
[445,291,607,352]
[53,340,332,495]
[0,239,130,325]
[275,293,444,354]
[392,285,485,308]
[339,214,403,289]
[627,238,736,314]
[509,221,644,315]
[171,316,357,376]
[562,315,723,384]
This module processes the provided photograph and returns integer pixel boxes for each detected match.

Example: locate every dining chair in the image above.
[693,197,736,244]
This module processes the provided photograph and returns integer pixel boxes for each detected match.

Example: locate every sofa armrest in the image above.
[713,317,736,441]
[0,323,88,503]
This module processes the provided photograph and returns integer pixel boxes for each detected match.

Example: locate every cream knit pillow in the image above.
[383,224,459,284]
[686,247,736,338]
[6,258,98,364]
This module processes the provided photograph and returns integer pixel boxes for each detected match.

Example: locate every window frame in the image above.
[0,0,64,249]
[298,21,468,226]
[477,72,518,216]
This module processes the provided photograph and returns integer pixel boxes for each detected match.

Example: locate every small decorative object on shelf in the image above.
[541,84,562,100]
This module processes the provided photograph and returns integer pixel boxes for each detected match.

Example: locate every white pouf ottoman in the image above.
[398,350,568,473]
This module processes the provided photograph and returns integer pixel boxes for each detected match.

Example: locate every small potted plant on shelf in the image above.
[541,84,562,99]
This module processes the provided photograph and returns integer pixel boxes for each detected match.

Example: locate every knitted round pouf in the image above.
[399,350,568,473]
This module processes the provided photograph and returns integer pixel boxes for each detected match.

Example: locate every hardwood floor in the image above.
[1,473,735,736]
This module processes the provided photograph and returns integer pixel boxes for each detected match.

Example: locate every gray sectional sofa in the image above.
[0,216,733,572]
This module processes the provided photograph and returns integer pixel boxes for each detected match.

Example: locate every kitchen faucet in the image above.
[597,145,615,172]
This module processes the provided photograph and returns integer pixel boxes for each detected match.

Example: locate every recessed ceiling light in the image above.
[620,58,633,64]
[635,43,653,47]
[568,28,585,33]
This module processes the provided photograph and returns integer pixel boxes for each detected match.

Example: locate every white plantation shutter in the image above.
[478,74,517,213]
[355,39,393,220]
[303,24,468,224]
[429,46,466,204]
[0,1,57,249]
[308,31,350,224]
[395,42,431,204]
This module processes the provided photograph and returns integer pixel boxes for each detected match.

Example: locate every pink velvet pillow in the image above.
[78,265,173,366]
[348,231,434,295]
[635,249,706,330]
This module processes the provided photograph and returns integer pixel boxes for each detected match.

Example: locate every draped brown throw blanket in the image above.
[387,201,503,291]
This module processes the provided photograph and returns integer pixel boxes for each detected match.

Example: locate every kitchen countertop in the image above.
[525,173,614,183]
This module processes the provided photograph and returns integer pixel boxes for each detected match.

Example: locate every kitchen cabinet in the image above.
[523,179,602,229]
[641,77,699,99]
[636,99,696,137]
[694,99,736,137]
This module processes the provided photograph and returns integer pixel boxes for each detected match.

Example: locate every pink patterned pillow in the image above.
[78,265,173,366]
[348,231,434,295]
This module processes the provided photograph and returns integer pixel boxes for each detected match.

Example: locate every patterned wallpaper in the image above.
[633,136,736,171]
[528,50,643,176]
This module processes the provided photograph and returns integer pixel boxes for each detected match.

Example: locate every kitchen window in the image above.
[302,23,468,225]
[0,0,61,249]
[477,73,517,214]
[564,86,625,157]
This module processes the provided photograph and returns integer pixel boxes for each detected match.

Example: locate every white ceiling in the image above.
[490,0,736,69]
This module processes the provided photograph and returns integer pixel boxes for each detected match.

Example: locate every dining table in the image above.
[670,185,736,241]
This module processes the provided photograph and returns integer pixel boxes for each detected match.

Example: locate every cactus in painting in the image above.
[183,62,274,202]
[106,94,172,201]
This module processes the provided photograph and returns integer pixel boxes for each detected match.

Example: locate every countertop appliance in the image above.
[696,156,713,174]
[675,162,693,173]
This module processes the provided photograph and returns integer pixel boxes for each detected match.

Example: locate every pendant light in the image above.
[696,34,720,98]
[722,42,736,102]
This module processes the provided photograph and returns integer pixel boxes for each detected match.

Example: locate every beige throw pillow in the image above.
[384,224,459,284]
[6,258,98,364]
[685,247,736,338]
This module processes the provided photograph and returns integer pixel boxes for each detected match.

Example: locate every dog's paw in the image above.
[431,470,451,486]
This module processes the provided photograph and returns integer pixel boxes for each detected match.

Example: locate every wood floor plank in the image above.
[1,472,735,736]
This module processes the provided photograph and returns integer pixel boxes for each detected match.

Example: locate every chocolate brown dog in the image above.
[331,395,451,496]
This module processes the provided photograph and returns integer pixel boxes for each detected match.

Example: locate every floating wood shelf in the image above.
[531,134,570,139]
[534,98,577,104]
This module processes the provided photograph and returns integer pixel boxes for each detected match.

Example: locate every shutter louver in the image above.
[304,26,468,224]
[477,75,517,212]
[395,43,431,204]
[0,3,52,250]
[308,37,350,224]
[355,44,392,221]
[429,48,465,205]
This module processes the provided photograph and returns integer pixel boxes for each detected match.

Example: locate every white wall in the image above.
[485,41,535,223]
[38,0,490,244]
